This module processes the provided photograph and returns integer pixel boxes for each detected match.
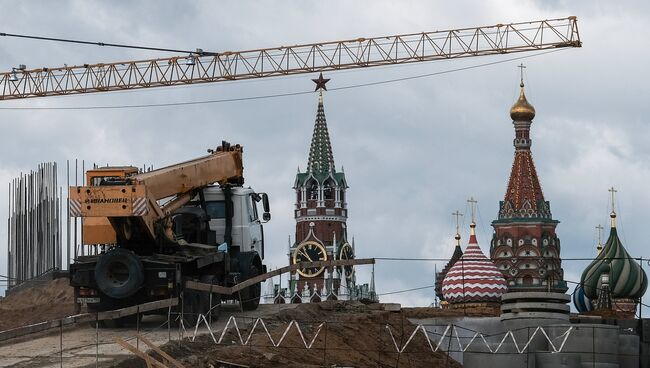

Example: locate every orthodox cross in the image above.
[595,224,604,254]
[452,210,463,234]
[608,186,617,213]
[467,197,478,223]
[517,63,526,85]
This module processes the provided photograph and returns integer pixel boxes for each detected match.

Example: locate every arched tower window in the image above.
[323,180,334,201]
[308,180,319,200]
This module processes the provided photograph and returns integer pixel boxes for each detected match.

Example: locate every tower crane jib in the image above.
[0,16,580,100]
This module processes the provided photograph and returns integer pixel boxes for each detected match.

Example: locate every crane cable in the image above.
[0,48,569,111]
[0,31,211,55]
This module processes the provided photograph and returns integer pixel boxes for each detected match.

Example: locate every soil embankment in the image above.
[0,278,75,331]
[114,301,463,368]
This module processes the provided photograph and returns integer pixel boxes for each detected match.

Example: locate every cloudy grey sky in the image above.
[1,0,649,312]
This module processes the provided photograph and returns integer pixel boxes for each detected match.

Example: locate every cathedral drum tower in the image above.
[491,68,570,321]
[290,74,354,297]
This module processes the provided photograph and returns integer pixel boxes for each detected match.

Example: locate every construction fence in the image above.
[0,299,646,368]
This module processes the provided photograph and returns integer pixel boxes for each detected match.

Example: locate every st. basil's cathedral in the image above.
[436,71,647,319]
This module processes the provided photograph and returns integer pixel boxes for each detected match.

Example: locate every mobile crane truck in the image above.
[68,141,270,325]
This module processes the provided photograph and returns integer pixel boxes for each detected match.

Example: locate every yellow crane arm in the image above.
[0,17,580,101]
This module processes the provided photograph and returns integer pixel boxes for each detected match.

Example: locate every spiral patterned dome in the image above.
[442,223,507,304]
[580,213,648,300]
[573,284,593,313]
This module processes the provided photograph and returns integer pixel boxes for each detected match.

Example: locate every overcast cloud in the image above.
[1,0,649,312]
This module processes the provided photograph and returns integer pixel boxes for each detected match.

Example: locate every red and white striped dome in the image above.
[442,223,507,304]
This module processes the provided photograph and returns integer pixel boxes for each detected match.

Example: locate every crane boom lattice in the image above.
[0,17,580,100]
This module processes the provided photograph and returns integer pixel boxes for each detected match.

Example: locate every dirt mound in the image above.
[0,278,75,331]
[115,301,462,368]
[402,305,500,319]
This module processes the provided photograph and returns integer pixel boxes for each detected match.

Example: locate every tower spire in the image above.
[499,66,547,220]
[307,74,335,174]
[491,68,565,297]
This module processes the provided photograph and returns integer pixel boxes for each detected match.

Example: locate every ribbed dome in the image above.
[435,237,463,301]
[510,83,536,121]
[580,213,648,300]
[442,224,507,304]
[573,284,593,313]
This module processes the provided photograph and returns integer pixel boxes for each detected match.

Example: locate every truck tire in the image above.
[240,264,261,311]
[94,248,144,299]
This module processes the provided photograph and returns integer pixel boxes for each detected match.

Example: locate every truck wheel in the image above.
[94,248,144,299]
[240,264,261,311]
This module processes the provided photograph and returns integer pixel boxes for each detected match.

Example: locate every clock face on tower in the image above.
[338,242,355,279]
[292,241,328,278]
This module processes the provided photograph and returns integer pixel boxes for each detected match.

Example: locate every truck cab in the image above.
[174,185,269,258]
[200,186,267,257]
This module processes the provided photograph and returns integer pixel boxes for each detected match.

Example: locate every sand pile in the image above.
[116,301,462,368]
[0,277,75,331]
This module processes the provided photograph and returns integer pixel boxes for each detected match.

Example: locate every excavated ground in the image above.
[0,281,480,367]
[0,278,75,331]
[113,301,463,368]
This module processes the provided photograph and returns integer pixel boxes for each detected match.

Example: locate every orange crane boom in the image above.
[69,142,244,243]
[0,17,580,100]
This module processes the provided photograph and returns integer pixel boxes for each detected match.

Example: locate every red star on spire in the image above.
[312,72,330,91]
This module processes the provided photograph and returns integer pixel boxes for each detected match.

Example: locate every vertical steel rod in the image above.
[74,159,77,261]
[67,160,70,269]
[81,159,84,256]
[7,182,11,288]
[6,162,62,288]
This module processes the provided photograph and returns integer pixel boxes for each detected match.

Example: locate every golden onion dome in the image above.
[510,83,536,121]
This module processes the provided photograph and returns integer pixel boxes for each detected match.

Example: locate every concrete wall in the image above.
[409,316,647,368]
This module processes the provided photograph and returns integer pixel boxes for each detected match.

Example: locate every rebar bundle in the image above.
[7,162,62,288]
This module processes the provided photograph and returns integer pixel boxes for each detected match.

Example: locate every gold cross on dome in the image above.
[452,210,463,234]
[595,224,604,254]
[517,63,526,85]
[595,224,604,243]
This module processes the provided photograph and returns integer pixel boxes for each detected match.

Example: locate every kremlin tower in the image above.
[273,73,375,303]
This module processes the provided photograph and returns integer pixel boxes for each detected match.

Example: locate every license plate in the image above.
[77,297,100,304]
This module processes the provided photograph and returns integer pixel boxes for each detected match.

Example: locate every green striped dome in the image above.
[581,213,647,300]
